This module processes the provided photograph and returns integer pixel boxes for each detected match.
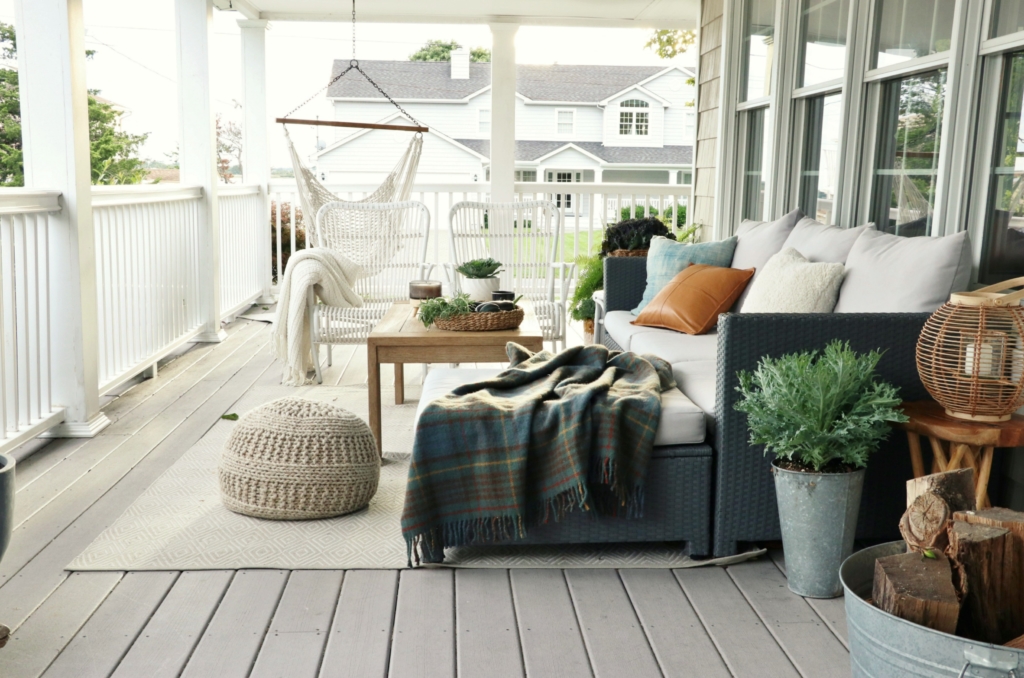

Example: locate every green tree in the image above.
[644,29,697,59]
[409,39,490,63]
[0,21,149,187]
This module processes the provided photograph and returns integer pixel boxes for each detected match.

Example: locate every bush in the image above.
[270,201,305,280]
[660,205,686,228]
[600,217,675,256]
[621,205,659,222]
[734,340,908,472]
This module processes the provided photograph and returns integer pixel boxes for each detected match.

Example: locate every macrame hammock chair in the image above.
[277,0,428,270]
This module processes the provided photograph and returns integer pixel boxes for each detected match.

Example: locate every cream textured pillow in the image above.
[740,248,845,314]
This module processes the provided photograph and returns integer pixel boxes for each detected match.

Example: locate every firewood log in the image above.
[1008,633,1024,650]
[953,507,1024,543]
[947,520,1024,644]
[907,468,975,511]
[900,492,952,553]
[873,552,960,634]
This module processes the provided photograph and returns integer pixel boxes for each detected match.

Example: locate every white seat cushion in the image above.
[603,310,665,351]
[630,328,718,364]
[671,360,717,421]
[417,367,706,446]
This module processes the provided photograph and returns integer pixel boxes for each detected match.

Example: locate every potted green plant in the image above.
[456,258,504,302]
[600,217,675,257]
[735,340,908,598]
[569,253,603,343]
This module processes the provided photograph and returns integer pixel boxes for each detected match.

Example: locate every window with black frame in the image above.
[742,107,768,220]
[799,93,842,224]
[981,52,1024,282]
[870,69,946,236]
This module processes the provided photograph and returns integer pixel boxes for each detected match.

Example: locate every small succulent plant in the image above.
[600,217,676,257]
[456,258,504,279]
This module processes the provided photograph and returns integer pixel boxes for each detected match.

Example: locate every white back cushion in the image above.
[834,230,973,313]
[741,248,845,313]
[782,218,874,263]
[731,208,804,311]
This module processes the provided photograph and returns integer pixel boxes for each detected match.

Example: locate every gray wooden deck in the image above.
[0,317,852,678]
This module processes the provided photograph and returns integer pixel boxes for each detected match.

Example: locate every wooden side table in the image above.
[366,301,545,455]
[895,400,1024,508]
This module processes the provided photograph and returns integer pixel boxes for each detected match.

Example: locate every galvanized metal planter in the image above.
[842,542,1024,677]
[0,453,13,564]
[773,462,864,598]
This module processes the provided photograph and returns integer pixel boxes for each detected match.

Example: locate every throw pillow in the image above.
[731,208,804,311]
[834,229,973,313]
[631,235,738,314]
[782,218,874,263]
[632,264,755,335]
[740,248,845,313]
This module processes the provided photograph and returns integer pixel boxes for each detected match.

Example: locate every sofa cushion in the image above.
[633,264,754,335]
[604,310,665,351]
[740,248,845,313]
[834,229,973,313]
[731,208,804,311]
[416,367,706,446]
[782,218,874,263]
[671,360,717,420]
[632,235,738,314]
[630,328,719,364]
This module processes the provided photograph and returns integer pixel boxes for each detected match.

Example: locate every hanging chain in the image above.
[283,0,425,130]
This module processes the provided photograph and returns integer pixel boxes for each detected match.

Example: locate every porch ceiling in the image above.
[216,0,698,28]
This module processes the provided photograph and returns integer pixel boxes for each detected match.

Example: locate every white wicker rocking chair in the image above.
[308,200,430,384]
[448,200,571,351]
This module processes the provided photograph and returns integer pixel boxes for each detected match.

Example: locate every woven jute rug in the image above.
[68,383,764,571]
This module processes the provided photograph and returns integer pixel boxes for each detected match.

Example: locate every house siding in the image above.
[694,0,724,235]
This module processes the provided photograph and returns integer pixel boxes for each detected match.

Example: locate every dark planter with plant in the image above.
[600,217,676,257]
[735,341,908,598]
[455,258,504,302]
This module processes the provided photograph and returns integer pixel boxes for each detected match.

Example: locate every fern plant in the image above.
[734,340,908,472]
[569,253,604,321]
[455,258,503,279]
[417,293,474,327]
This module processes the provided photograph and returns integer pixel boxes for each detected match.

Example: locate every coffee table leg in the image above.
[395,363,404,405]
[368,345,382,457]
[928,436,949,472]
[907,432,925,478]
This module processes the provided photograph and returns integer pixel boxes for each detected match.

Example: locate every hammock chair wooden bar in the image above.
[275,117,429,134]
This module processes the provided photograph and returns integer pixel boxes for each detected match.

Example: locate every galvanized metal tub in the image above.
[841,541,1024,677]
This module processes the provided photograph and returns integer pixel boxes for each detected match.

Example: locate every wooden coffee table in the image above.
[366,301,544,455]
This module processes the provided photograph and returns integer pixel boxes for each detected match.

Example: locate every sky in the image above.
[0,1,697,168]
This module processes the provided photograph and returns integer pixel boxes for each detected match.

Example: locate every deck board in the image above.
[320,569,398,678]
[42,571,179,678]
[111,570,235,678]
[388,569,455,678]
[181,569,289,678]
[770,549,849,648]
[455,569,525,678]
[509,569,592,678]
[249,570,343,678]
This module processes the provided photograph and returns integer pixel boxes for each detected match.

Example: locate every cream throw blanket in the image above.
[274,248,365,385]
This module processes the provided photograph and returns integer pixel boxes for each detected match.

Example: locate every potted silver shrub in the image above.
[735,340,907,598]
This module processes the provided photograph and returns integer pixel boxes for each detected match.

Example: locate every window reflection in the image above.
[874,0,954,68]
[742,0,776,101]
[983,52,1024,282]
[992,0,1024,39]
[742,107,770,220]
[799,94,843,224]
[801,0,849,87]
[870,70,946,236]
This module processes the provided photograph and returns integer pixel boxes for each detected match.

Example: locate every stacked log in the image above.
[874,469,1024,646]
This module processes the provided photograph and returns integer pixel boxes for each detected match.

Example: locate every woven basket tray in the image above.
[433,307,524,332]
[608,249,648,258]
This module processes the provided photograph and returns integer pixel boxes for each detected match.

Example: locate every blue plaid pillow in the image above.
[632,236,739,314]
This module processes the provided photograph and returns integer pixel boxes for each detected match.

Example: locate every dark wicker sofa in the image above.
[599,256,931,557]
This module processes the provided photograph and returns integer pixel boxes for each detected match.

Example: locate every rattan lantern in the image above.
[917,277,1024,422]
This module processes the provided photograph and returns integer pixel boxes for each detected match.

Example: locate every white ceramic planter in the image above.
[462,277,500,302]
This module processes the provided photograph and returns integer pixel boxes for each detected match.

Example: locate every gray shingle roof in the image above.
[326,61,674,102]
[454,139,692,165]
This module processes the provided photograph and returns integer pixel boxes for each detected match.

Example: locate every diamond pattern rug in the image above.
[68,382,764,570]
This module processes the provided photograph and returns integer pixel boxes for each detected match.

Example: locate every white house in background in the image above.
[314,50,696,188]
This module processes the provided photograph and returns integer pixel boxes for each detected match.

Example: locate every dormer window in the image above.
[619,99,650,136]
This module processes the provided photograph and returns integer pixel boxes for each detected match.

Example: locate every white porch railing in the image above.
[218,184,265,318]
[92,185,206,394]
[268,180,693,280]
[0,190,65,452]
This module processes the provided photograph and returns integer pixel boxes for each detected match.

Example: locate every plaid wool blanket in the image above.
[401,342,675,565]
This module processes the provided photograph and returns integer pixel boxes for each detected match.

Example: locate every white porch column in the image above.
[239,19,273,303]
[14,0,109,437]
[176,0,225,342]
[489,23,518,203]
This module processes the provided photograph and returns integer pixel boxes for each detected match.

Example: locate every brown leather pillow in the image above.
[631,264,755,335]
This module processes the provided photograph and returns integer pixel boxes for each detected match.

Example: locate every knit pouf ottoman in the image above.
[219,397,380,520]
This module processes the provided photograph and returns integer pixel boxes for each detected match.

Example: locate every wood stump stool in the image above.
[896,400,1024,509]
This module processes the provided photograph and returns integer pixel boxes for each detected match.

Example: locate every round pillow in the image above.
[219,397,380,520]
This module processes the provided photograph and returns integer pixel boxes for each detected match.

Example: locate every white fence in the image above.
[92,186,206,394]
[218,184,265,318]
[0,190,64,451]
[268,180,693,281]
